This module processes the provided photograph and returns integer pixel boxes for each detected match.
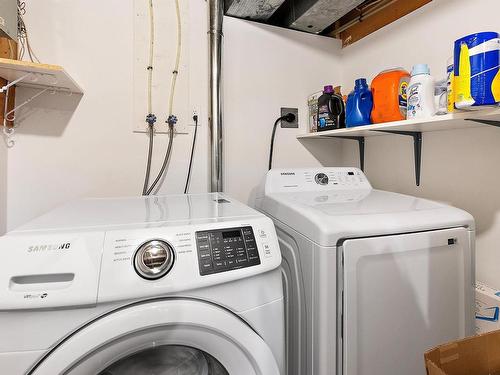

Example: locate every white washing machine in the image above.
[255,168,475,375]
[0,193,284,375]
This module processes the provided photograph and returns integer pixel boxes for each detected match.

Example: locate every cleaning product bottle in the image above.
[346,78,373,127]
[454,32,500,109]
[317,85,345,131]
[446,57,455,113]
[371,68,410,123]
[407,64,435,119]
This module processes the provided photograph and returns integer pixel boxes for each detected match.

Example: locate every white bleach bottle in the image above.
[407,64,435,119]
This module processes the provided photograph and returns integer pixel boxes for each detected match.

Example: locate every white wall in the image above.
[6,0,210,230]
[339,0,500,287]
[223,17,343,203]
[5,1,343,230]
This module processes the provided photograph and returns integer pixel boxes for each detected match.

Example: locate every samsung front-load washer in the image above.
[0,193,284,375]
[255,168,475,375]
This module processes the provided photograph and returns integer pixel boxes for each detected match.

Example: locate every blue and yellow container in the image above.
[454,32,500,109]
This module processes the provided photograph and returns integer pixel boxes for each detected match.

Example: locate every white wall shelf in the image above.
[0,58,83,147]
[297,107,500,186]
[0,58,83,94]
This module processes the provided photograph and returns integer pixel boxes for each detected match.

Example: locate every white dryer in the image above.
[0,193,284,375]
[255,168,475,375]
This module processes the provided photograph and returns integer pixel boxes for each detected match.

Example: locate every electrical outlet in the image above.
[189,109,199,126]
[281,107,299,128]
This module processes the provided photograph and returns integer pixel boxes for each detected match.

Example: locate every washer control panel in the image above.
[196,226,261,276]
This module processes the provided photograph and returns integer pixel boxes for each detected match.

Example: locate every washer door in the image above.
[29,299,281,375]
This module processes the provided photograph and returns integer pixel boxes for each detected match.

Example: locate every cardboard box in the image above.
[476,281,500,334]
[425,329,500,375]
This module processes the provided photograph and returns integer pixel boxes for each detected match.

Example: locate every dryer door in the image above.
[340,227,474,375]
[29,299,281,375]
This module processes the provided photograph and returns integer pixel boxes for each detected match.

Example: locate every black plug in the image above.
[283,112,296,123]
[269,112,297,171]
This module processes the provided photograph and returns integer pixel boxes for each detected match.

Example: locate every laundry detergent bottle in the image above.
[407,64,435,119]
[317,85,345,131]
[346,78,373,127]
[371,68,410,123]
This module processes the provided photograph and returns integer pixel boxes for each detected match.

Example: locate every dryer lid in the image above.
[256,168,474,246]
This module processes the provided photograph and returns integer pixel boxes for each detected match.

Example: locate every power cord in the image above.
[184,114,199,194]
[268,112,296,170]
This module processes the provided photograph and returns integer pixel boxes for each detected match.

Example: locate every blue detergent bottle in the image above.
[346,78,373,127]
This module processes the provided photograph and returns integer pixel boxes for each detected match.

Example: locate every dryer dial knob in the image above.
[314,173,329,185]
[134,240,175,280]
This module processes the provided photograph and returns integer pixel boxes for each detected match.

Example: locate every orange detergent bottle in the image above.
[371,68,410,123]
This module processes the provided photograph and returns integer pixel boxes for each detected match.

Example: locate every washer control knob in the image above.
[314,173,329,185]
[134,240,174,280]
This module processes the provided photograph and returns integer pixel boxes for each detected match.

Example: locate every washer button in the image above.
[263,243,272,257]
[200,259,213,270]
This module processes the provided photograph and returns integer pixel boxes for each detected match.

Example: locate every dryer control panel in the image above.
[264,167,372,194]
[196,226,261,275]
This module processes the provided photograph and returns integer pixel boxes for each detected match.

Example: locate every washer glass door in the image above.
[29,299,281,375]
[99,345,228,375]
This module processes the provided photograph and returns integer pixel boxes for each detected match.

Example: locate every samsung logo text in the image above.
[28,243,71,253]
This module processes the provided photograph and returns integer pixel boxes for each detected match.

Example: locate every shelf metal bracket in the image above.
[332,136,365,171]
[0,71,59,93]
[4,87,53,123]
[373,130,422,186]
[0,73,33,93]
[2,85,71,148]
[465,118,500,128]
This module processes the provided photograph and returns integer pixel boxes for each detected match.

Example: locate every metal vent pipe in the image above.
[208,0,224,192]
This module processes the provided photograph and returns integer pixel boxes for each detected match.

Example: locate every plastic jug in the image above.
[407,64,435,119]
[317,85,345,131]
[371,68,410,123]
[346,78,373,127]
[454,32,500,109]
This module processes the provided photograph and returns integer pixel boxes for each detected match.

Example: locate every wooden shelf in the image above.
[297,107,500,139]
[0,58,82,94]
[0,58,83,147]
[297,107,500,186]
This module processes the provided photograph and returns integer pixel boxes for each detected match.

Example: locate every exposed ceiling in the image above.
[225,0,367,34]
[224,0,433,46]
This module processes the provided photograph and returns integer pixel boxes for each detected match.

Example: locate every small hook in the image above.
[2,126,15,148]
[6,137,15,148]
